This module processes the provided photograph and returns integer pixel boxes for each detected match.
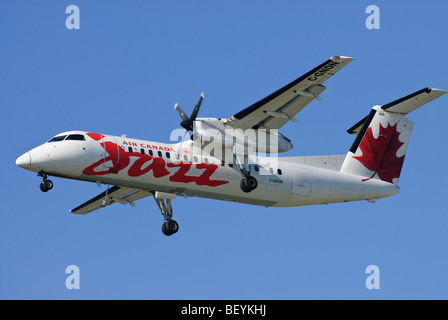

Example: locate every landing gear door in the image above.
[101,136,120,168]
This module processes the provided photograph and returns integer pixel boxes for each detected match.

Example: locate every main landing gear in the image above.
[233,143,258,193]
[235,158,258,193]
[154,192,179,236]
[38,171,53,192]
[240,175,258,193]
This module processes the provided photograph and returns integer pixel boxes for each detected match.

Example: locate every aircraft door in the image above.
[101,136,120,168]
[291,166,311,196]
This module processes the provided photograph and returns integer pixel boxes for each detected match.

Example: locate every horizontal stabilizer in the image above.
[381,87,447,114]
[347,88,447,135]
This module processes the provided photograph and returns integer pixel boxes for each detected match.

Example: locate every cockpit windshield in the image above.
[66,134,86,141]
[47,135,67,142]
[47,134,86,143]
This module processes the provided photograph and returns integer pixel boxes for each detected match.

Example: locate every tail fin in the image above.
[341,88,446,185]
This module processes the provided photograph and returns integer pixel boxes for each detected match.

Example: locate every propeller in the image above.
[174,92,204,131]
[173,92,204,159]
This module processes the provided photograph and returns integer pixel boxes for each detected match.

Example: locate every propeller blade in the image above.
[174,103,189,122]
[189,92,204,121]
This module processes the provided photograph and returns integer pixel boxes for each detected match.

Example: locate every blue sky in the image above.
[1,0,447,299]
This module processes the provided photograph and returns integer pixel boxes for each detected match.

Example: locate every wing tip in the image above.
[429,88,448,95]
[331,55,354,62]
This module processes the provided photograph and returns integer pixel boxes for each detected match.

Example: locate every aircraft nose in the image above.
[16,152,31,169]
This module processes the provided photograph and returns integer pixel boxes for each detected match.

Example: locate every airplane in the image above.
[16,56,446,236]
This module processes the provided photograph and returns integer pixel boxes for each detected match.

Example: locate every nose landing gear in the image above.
[40,179,53,192]
[38,171,53,192]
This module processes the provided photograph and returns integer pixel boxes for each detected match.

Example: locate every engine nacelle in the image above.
[193,118,293,154]
[254,131,293,153]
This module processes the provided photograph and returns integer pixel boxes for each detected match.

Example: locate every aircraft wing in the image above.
[69,186,153,215]
[225,56,353,130]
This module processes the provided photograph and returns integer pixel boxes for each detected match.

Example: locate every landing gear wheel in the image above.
[240,176,257,193]
[39,179,53,192]
[162,220,179,236]
[39,182,48,192]
[162,222,170,236]
[154,197,180,236]
[240,179,250,193]
[246,176,258,190]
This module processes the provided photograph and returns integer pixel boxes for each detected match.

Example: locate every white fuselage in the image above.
[16,130,398,208]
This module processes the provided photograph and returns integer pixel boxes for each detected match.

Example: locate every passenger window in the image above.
[166,152,170,159]
[254,165,259,172]
[66,134,86,141]
[140,149,145,155]
[149,150,153,156]
[128,147,133,153]
[158,151,162,157]
[277,169,282,175]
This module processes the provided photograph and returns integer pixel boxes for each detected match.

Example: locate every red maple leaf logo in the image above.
[353,122,405,183]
